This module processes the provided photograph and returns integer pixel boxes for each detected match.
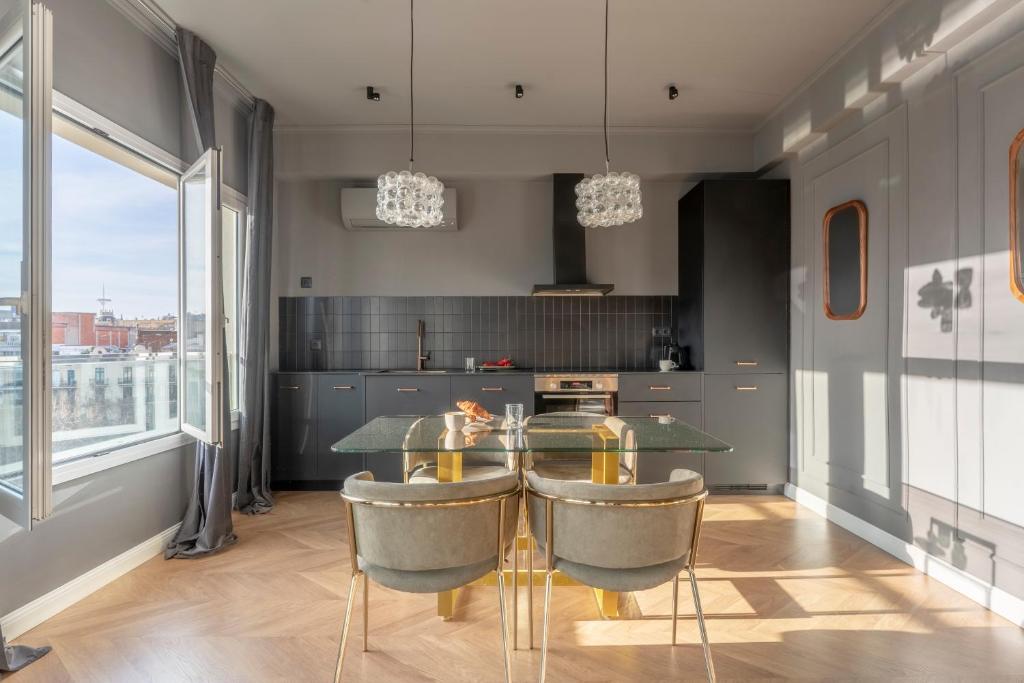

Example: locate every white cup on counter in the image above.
[658,359,678,372]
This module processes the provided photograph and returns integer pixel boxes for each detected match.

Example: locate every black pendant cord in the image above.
[409,0,415,171]
[603,0,610,174]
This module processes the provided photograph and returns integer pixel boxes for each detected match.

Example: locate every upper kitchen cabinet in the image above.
[677,179,790,374]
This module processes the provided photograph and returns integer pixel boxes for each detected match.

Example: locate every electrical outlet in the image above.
[300,276,313,288]
[651,326,672,337]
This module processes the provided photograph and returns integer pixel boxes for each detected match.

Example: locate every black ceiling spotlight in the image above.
[668,84,679,100]
[514,84,524,99]
[366,86,381,101]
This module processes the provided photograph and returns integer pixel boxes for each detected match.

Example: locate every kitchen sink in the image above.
[375,369,449,374]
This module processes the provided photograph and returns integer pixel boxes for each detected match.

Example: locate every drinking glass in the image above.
[464,357,476,373]
[505,403,525,429]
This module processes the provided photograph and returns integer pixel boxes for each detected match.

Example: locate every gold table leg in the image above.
[437,451,463,619]
[592,449,621,618]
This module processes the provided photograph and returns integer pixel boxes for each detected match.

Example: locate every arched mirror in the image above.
[1012,127,1024,303]
[823,200,868,320]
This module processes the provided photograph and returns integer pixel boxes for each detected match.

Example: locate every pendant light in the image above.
[376,0,444,228]
[575,0,642,228]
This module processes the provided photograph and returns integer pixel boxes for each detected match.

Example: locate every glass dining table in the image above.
[332,413,733,629]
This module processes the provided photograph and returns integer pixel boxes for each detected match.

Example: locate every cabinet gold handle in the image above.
[735,360,759,367]
[280,385,300,390]
[649,413,671,419]
[397,387,420,392]
[736,385,759,391]
[649,385,672,391]
[332,385,355,391]
[481,387,504,392]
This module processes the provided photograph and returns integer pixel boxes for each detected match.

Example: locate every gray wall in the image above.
[1,0,248,620]
[763,2,1024,603]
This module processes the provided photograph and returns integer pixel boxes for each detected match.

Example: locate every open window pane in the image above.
[49,115,179,465]
[222,205,239,412]
[0,8,26,501]
[1012,127,1024,302]
[179,148,223,444]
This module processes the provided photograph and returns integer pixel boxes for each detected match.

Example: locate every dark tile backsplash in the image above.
[279,296,678,372]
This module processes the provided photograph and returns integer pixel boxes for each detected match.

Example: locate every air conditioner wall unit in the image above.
[340,187,458,231]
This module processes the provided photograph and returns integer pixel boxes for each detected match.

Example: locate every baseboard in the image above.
[784,483,1024,628]
[1,523,181,641]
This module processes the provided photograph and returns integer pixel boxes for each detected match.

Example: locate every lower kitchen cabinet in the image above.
[272,374,316,484]
[315,374,365,481]
[364,375,452,482]
[704,373,787,490]
[619,400,704,483]
[451,374,534,417]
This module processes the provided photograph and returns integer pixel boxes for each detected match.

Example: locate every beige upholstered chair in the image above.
[526,468,715,683]
[524,412,637,484]
[335,470,520,683]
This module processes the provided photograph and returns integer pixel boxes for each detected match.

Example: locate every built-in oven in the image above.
[534,373,619,416]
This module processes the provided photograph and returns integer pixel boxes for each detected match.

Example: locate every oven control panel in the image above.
[534,373,619,393]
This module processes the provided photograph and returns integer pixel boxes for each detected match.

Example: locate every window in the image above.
[222,201,243,412]
[50,114,179,465]
[823,200,868,320]
[1012,126,1024,303]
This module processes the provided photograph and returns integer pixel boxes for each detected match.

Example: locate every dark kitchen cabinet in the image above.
[272,373,316,483]
[315,374,365,481]
[618,372,702,403]
[364,375,452,482]
[619,400,704,483]
[678,179,789,374]
[451,374,534,417]
[704,373,787,489]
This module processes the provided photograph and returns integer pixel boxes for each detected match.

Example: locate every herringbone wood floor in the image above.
[7,493,1024,682]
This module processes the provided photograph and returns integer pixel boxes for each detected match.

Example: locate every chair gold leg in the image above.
[497,570,513,683]
[512,523,519,650]
[688,568,716,683]
[362,575,369,652]
[671,575,679,646]
[540,571,553,683]
[526,495,534,649]
[334,573,360,683]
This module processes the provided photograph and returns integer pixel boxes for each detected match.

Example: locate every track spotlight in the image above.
[366,86,381,101]
[668,84,679,100]
[514,84,524,99]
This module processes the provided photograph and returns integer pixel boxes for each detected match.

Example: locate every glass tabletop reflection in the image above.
[331,413,733,454]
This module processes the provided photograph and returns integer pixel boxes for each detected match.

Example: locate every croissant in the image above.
[456,400,493,422]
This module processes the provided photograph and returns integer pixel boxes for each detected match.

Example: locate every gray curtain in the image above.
[0,625,50,672]
[166,27,238,558]
[235,99,276,514]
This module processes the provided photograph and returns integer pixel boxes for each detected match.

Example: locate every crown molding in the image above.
[754,0,907,133]
[273,123,755,136]
[105,0,255,111]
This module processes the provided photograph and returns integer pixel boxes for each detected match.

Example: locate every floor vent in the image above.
[710,484,769,492]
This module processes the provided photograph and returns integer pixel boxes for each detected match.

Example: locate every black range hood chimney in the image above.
[532,173,614,296]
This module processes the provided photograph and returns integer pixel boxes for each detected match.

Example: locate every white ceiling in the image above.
[156,0,895,130]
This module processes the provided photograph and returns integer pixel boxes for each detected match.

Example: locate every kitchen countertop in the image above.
[276,369,702,375]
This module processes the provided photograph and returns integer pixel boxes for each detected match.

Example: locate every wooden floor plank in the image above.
[8,493,1024,682]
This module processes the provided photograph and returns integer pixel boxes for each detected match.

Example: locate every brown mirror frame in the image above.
[823,199,868,320]
[1011,127,1024,303]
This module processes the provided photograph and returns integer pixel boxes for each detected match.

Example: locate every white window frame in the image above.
[221,184,246,429]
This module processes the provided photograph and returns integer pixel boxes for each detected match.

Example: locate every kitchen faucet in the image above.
[416,319,430,371]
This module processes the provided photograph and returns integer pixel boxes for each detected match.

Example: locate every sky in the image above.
[1,109,179,319]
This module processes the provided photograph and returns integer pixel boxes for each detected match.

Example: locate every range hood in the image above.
[532,174,614,296]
